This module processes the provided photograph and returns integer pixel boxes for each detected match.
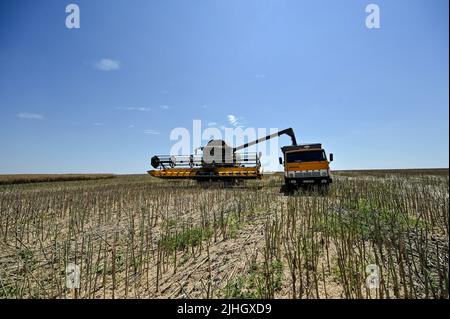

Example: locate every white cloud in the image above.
[144,129,160,135]
[228,114,243,127]
[17,113,43,120]
[117,107,151,112]
[227,115,237,125]
[95,59,120,71]
[160,105,169,110]
[128,124,135,128]
[227,115,245,128]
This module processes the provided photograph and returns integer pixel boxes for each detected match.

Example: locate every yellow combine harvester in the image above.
[148,128,333,189]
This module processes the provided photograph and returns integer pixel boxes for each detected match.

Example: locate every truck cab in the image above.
[279,144,333,188]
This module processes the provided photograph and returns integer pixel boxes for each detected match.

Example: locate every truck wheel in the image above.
[319,184,330,195]
[280,183,293,195]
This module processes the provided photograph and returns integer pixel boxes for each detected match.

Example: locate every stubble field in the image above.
[0,170,448,299]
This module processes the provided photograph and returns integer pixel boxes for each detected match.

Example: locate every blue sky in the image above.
[0,0,448,174]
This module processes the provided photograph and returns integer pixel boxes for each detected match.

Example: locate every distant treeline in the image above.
[332,168,449,177]
[0,174,115,185]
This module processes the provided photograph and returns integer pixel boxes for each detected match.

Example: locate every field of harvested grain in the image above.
[0,170,448,299]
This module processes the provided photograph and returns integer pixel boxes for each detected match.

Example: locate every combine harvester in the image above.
[148,128,333,190]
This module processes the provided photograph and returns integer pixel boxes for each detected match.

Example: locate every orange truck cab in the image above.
[279,143,333,188]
